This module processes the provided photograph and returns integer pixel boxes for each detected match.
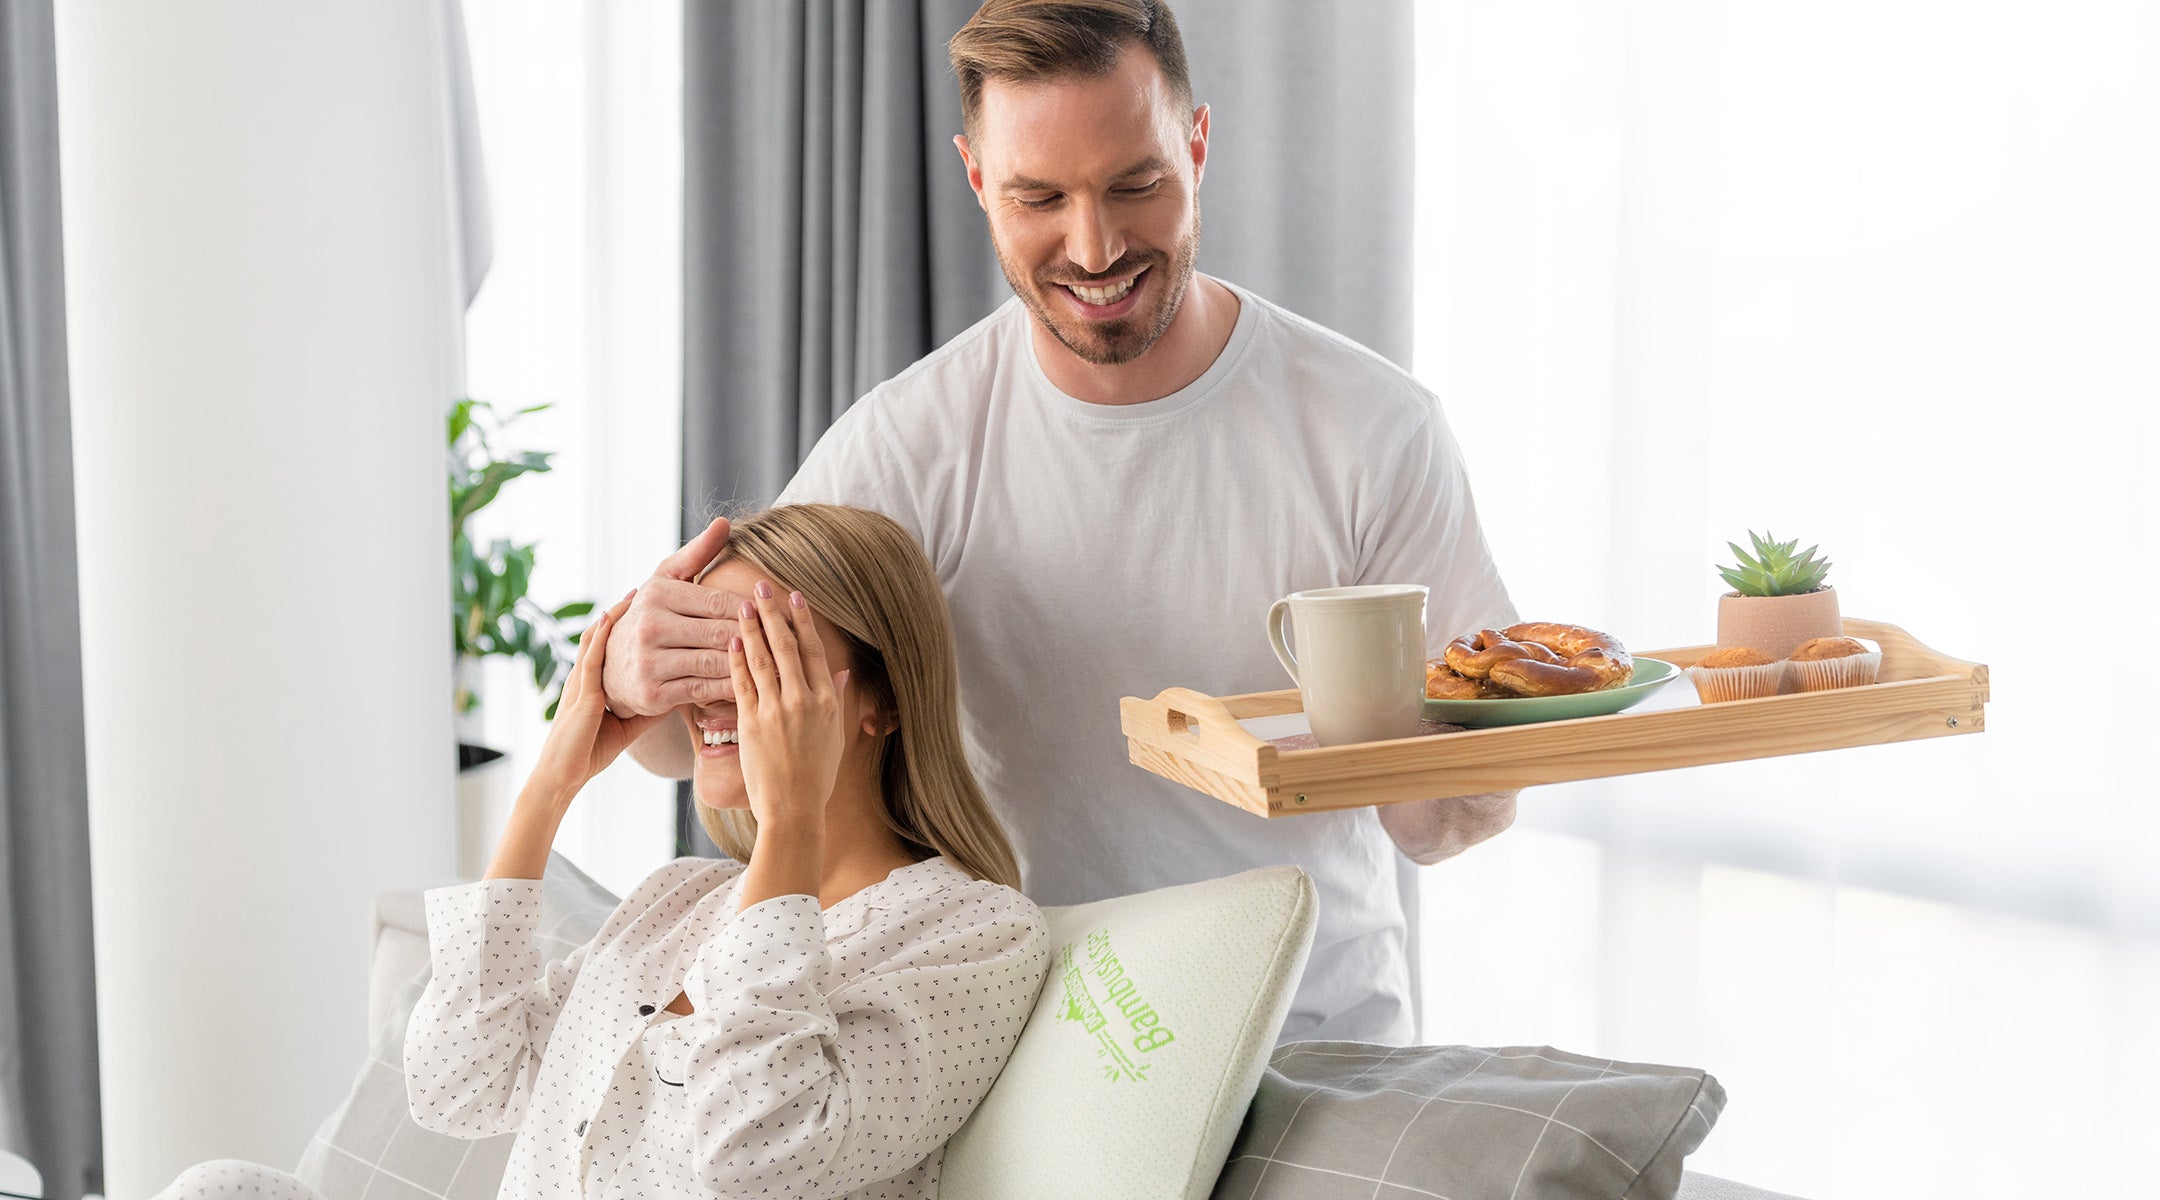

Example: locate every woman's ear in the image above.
[848,681,895,738]
[858,702,899,739]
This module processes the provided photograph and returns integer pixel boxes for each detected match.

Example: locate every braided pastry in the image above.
[1425,623,1634,700]
[1488,622,1633,696]
[1423,662,1511,700]
[1443,629,1564,678]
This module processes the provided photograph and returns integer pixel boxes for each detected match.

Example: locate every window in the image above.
[1410,4,2159,1196]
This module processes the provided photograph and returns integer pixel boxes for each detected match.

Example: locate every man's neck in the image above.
[1032,274,1242,407]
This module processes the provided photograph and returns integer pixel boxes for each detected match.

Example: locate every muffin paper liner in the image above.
[1685,660,1786,703]
[1787,649,1883,692]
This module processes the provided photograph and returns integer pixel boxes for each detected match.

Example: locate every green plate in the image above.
[1423,657,1679,728]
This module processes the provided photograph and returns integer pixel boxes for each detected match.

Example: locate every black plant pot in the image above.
[458,742,505,773]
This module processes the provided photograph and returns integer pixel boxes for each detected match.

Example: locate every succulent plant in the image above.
[1717,530,1832,597]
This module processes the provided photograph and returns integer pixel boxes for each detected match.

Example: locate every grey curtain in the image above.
[1,0,102,1196]
[684,0,1413,513]
[681,0,1420,1023]
[684,0,1001,513]
[1178,0,1416,362]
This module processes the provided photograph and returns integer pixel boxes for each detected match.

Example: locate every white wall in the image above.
[56,1,461,1192]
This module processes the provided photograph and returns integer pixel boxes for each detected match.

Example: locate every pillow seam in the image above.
[1618,1071,1712,1200]
[1180,875,1313,1198]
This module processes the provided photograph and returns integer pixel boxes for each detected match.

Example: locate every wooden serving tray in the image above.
[1119,618,1988,817]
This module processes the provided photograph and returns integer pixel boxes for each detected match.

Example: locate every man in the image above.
[604,0,1517,1043]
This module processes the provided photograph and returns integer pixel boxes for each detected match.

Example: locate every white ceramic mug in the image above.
[1266,584,1429,746]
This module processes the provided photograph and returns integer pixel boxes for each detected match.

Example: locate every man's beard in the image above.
[994,205,1202,368]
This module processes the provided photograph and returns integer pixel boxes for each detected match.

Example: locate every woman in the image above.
[160,504,1048,1200]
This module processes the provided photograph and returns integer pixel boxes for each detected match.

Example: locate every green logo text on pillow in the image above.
[1057,926,1180,1080]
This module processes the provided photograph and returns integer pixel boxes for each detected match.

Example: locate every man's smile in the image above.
[1059,265,1146,304]
[1053,264,1149,316]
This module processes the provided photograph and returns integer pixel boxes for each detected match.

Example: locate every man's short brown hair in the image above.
[949,0,1193,141]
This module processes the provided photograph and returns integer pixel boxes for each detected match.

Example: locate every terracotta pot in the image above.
[1715,586,1842,660]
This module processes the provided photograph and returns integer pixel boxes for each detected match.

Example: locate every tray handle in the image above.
[1842,618,1989,694]
[1120,687,1271,755]
[1154,687,1238,736]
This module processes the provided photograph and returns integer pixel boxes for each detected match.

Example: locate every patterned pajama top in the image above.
[403,855,1049,1199]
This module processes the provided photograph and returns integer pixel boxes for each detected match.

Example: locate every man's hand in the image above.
[601,517,741,718]
[1378,790,1520,865]
[526,590,666,801]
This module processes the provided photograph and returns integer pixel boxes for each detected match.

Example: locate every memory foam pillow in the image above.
[293,853,620,1200]
[940,864,1319,1200]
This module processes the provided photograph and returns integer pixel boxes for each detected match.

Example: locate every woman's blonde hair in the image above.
[696,504,1021,892]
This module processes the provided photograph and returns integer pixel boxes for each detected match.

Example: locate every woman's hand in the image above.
[730,582,851,830]
[527,589,668,807]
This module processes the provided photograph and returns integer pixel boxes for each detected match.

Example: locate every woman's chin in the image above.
[690,776,751,812]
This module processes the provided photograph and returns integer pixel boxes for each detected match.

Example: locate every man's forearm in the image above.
[1378,789,1519,865]
[627,718,698,780]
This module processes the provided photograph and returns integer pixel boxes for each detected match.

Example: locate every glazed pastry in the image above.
[1431,623,1636,699]
[1423,659,1516,700]
[1443,630,1563,679]
[1423,662,1485,700]
[1485,622,1634,696]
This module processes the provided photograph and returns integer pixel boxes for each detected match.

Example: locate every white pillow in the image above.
[940,864,1319,1200]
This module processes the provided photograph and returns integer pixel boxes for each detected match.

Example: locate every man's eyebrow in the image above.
[1000,155,1172,192]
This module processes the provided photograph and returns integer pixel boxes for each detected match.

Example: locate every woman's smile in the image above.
[691,711,741,759]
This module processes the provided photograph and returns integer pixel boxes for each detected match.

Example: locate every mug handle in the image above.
[1266,598,1300,686]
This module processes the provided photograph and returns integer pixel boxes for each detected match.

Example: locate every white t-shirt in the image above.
[780,278,1514,1044]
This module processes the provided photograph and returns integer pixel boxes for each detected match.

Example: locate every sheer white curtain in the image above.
[459,0,685,896]
[1411,3,2158,1197]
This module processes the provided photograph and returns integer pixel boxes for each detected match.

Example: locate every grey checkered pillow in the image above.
[292,854,622,1200]
[1209,1042,1725,1200]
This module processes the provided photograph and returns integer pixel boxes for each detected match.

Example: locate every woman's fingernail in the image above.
[837,669,851,689]
[755,580,772,599]
[790,591,806,609]
[729,636,742,652]
[740,601,754,620]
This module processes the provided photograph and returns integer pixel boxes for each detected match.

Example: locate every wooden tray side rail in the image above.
[1121,619,1989,817]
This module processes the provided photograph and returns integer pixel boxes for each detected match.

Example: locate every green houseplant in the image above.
[450,398,594,751]
[1714,529,1842,659]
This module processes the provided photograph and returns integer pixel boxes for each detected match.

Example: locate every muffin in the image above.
[1686,646,1785,703]
[1786,636,1881,692]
